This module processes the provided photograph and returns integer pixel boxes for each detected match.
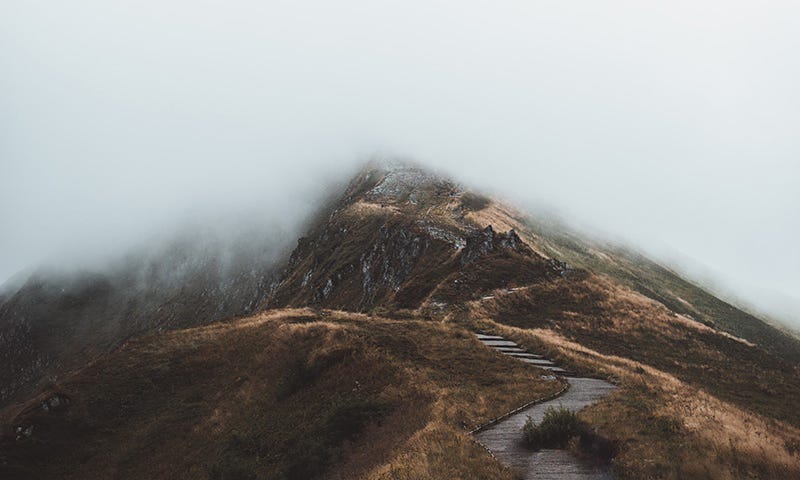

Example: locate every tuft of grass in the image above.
[522,406,581,449]
[521,405,617,463]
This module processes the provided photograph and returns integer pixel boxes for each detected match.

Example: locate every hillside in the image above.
[0,228,283,408]
[520,213,800,363]
[1,161,799,479]
[0,309,563,480]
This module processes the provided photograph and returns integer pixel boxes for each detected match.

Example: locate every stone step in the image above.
[520,358,555,366]
[475,334,505,340]
[480,340,519,347]
[540,365,574,376]
[504,352,544,359]
[474,331,574,376]
[495,346,525,352]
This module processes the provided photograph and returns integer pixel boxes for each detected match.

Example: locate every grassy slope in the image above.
[520,214,800,364]
[471,274,800,428]
[0,309,563,480]
[462,200,800,477]
[463,203,800,421]
[487,324,800,479]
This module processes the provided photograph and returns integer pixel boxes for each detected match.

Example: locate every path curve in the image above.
[473,334,616,479]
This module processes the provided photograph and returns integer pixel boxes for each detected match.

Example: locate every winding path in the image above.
[473,334,616,479]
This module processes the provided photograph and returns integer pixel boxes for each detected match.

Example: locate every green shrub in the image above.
[522,406,618,462]
[522,406,581,449]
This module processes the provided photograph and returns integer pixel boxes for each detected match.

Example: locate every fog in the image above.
[2,1,798,327]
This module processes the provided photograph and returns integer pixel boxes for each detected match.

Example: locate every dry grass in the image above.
[480,321,800,479]
[471,274,800,428]
[362,423,513,480]
[0,308,562,480]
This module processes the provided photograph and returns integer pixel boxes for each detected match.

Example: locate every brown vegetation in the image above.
[471,275,800,428]
[478,322,800,479]
[0,309,563,480]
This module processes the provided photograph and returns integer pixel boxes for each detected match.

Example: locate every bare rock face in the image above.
[461,225,496,265]
[358,224,428,303]
[266,162,460,311]
[268,215,455,311]
[460,226,532,265]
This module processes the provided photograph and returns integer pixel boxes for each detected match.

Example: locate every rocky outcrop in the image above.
[357,224,428,304]
[268,216,456,311]
[460,226,533,265]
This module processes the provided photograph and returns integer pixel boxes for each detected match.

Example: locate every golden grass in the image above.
[471,273,800,427]
[481,321,800,479]
[348,199,402,216]
[360,422,515,480]
[1,308,562,480]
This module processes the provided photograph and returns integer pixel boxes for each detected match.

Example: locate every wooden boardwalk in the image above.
[473,333,616,479]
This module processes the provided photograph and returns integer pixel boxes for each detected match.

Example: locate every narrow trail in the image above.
[473,333,616,480]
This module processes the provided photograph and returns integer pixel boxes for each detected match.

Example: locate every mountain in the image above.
[1,161,799,479]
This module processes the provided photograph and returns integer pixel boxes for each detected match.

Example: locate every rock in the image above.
[40,393,70,412]
[461,226,532,264]
[14,424,33,441]
[499,229,522,250]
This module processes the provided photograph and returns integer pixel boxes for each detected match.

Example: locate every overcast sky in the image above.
[2,1,798,325]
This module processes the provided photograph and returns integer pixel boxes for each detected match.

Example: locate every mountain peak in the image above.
[265,163,559,313]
